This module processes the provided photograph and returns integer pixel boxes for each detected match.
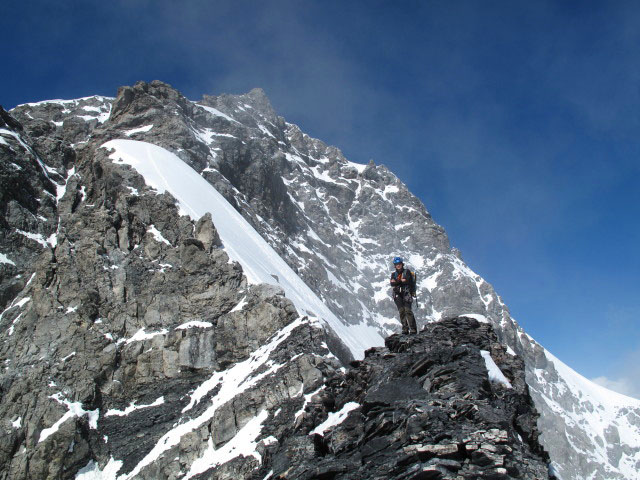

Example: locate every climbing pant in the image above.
[394,295,417,334]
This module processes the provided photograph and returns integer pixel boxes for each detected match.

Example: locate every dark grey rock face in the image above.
[258,317,552,480]
[3,81,640,479]
[0,106,345,479]
[0,107,59,311]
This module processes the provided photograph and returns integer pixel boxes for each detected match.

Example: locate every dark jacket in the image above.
[390,268,416,298]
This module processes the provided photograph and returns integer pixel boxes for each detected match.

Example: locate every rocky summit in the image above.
[1,81,640,479]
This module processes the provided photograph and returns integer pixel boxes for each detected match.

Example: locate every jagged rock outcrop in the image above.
[259,317,551,480]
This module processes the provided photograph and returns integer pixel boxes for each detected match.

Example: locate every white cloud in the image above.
[591,349,640,400]
[591,376,640,400]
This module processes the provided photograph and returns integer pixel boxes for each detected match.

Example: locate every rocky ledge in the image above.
[257,316,553,480]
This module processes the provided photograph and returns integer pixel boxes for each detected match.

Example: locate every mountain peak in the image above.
[242,87,277,119]
[246,86,269,102]
[111,80,188,120]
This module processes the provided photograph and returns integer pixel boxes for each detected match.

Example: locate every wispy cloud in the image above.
[592,349,640,400]
[592,376,640,400]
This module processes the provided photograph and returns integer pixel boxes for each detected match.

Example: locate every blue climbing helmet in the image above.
[393,256,403,265]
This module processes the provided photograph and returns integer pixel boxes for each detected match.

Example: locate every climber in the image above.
[390,256,418,334]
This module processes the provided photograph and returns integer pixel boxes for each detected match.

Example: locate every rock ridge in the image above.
[256,316,553,480]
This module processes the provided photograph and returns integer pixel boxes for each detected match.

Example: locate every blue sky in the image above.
[3,1,639,396]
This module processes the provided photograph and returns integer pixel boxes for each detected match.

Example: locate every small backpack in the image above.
[407,270,417,295]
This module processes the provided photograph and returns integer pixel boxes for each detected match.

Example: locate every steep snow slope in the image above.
[534,352,640,479]
[102,139,383,358]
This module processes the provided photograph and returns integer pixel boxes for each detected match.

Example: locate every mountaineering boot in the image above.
[398,307,417,334]
[400,314,409,334]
